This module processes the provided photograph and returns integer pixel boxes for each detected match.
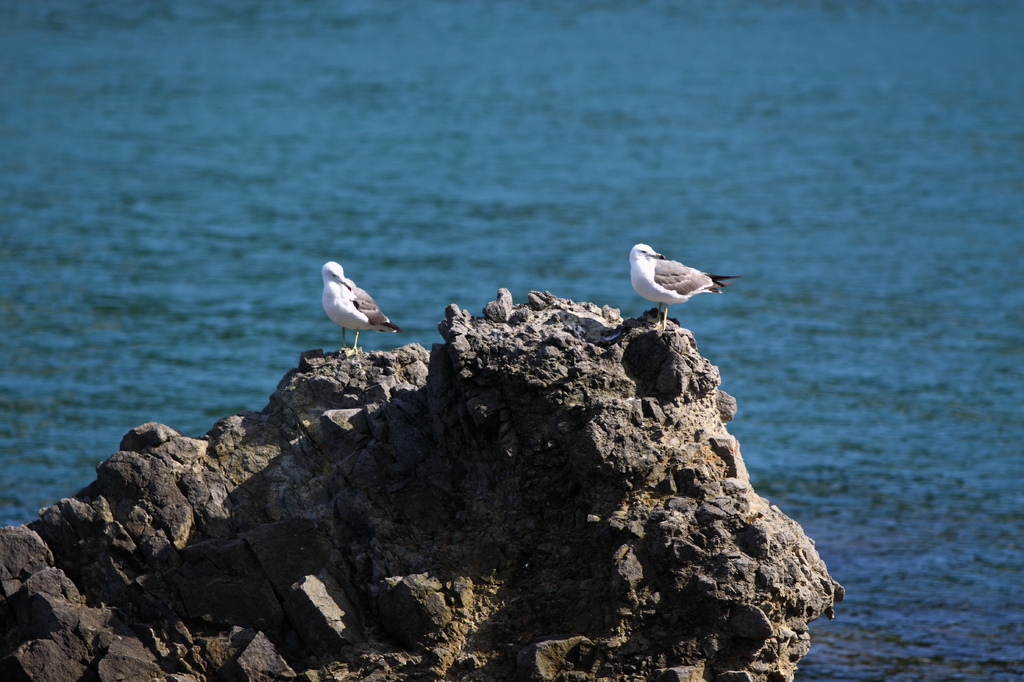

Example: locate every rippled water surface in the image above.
[2,2,1022,679]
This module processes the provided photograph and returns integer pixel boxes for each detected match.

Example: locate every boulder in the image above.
[0,292,841,681]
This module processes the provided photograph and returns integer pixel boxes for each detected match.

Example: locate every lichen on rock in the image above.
[0,290,842,681]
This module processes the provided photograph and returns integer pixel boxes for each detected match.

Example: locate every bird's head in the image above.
[630,243,666,262]
[322,262,354,292]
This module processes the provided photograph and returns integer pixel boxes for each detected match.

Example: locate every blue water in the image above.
[2,2,1022,679]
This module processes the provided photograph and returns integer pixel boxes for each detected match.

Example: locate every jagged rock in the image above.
[284,571,363,652]
[175,538,286,634]
[218,630,296,682]
[0,292,842,681]
[0,638,88,682]
[483,287,514,323]
[729,605,774,640]
[96,634,164,681]
[516,635,598,681]
[0,527,53,586]
[656,664,706,682]
[378,573,453,651]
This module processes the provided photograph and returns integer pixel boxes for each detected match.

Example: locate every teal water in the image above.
[2,2,1023,679]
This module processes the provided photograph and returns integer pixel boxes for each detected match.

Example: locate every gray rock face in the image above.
[0,291,842,681]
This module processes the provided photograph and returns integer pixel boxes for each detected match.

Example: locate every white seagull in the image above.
[629,243,740,330]
[321,261,403,353]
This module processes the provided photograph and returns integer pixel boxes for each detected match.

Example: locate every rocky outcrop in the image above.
[0,290,842,681]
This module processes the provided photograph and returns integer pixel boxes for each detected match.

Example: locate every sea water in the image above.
[1,2,1022,679]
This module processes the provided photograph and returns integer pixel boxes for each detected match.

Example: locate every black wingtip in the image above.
[708,274,741,287]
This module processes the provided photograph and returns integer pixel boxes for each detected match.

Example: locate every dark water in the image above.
[2,2,1022,679]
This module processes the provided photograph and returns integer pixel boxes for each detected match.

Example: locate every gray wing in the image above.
[653,259,716,296]
[353,287,403,332]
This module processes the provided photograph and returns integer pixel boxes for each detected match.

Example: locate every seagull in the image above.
[321,261,403,353]
[629,243,740,330]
